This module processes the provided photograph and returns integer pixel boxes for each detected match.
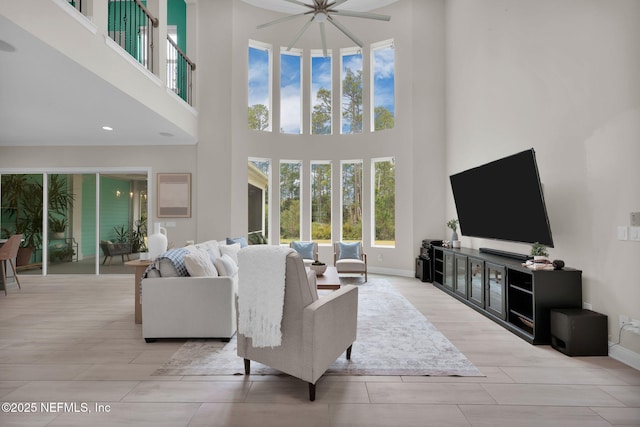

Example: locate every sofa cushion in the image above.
[214,254,238,277]
[220,243,241,264]
[338,242,361,260]
[292,241,314,260]
[227,236,248,248]
[156,248,190,277]
[184,249,219,277]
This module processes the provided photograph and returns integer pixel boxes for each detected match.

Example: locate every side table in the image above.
[125,259,152,324]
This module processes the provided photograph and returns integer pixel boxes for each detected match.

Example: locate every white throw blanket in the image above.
[237,246,294,348]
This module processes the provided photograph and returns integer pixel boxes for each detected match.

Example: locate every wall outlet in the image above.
[630,319,640,334]
[619,314,629,328]
[629,226,640,241]
[618,226,628,241]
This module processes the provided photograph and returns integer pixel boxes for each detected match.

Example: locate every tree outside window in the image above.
[311,51,332,135]
[341,161,363,241]
[371,40,395,131]
[248,42,271,131]
[341,49,363,134]
[311,162,331,243]
[372,158,395,246]
[280,161,301,243]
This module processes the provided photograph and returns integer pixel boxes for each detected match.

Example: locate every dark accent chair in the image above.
[100,240,132,265]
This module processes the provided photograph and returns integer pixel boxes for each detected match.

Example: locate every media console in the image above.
[431,246,582,344]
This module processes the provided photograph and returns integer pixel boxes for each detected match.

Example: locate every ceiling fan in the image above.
[256,0,391,56]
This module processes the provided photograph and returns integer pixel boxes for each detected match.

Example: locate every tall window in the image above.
[280,49,302,134]
[371,40,395,131]
[310,50,332,135]
[341,160,363,241]
[248,159,270,244]
[248,41,272,131]
[372,158,395,246]
[280,161,301,243]
[311,161,332,243]
[340,48,363,134]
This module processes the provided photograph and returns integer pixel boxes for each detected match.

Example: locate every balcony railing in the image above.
[167,36,196,106]
[108,0,159,74]
[67,0,83,14]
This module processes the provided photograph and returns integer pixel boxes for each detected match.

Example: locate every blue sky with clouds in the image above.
[249,43,395,133]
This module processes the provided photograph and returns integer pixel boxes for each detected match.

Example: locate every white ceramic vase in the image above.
[148,222,168,260]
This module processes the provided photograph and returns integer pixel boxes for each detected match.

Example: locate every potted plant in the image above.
[0,174,75,266]
[447,218,460,248]
[49,217,67,239]
[530,242,549,262]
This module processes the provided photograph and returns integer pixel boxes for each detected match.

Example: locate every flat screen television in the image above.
[449,148,554,247]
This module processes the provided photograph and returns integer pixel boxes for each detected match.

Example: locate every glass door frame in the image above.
[0,167,151,276]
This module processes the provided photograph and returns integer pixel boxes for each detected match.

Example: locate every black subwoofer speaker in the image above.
[550,308,608,356]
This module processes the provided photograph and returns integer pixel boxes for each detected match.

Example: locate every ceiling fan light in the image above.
[315,12,327,23]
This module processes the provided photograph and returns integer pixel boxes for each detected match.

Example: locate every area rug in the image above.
[154,279,483,377]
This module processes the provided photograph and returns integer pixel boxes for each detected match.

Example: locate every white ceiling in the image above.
[241,0,399,14]
[0,15,195,147]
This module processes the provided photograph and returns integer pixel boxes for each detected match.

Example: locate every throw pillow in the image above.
[184,249,219,277]
[214,254,238,277]
[292,241,315,260]
[338,242,361,260]
[220,243,241,264]
[226,236,248,248]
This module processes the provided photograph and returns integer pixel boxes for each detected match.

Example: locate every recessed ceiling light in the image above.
[159,132,174,137]
[102,126,113,131]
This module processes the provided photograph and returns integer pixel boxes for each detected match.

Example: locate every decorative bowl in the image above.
[310,263,327,276]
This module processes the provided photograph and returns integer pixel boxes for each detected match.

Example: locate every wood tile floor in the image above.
[0,274,638,426]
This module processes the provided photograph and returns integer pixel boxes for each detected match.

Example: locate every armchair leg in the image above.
[346,345,353,360]
[308,382,316,401]
[244,358,250,375]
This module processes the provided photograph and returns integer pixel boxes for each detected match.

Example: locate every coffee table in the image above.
[313,266,341,290]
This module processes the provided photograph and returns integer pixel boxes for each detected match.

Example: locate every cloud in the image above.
[280,84,302,134]
[373,47,394,80]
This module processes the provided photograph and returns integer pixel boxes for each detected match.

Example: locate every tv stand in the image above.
[479,247,531,261]
[431,246,582,344]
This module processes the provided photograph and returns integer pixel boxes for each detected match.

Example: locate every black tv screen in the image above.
[449,148,554,247]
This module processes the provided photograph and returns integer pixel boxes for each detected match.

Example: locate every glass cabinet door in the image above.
[485,262,506,319]
[454,254,468,297]
[443,252,454,290]
[468,258,484,307]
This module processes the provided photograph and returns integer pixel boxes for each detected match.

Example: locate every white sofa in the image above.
[141,239,243,342]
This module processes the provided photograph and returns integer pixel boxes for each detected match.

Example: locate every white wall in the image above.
[446,0,640,354]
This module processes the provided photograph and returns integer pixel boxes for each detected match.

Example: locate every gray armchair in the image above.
[237,250,358,401]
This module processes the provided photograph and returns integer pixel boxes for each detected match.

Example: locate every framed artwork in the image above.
[157,173,191,218]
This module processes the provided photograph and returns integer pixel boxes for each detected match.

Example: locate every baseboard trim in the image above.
[608,342,640,370]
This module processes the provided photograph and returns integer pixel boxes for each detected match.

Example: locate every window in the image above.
[372,158,395,246]
[340,48,363,134]
[248,158,270,244]
[280,48,302,134]
[279,161,301,243]
[310,50,332,135]
[341,160,363,241]
[248,41,272,131]
[371,40,395,131]
[311,161,332,243]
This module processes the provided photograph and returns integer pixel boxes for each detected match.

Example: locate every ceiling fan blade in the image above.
[328,0,350,7]
[327,15,363,47]
[319,22,328,56]
[331,10,391,21]
[287,17,315,51]
[257,12,307,30]
[283,0,314,9]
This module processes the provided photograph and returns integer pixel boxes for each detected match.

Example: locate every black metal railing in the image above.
[67,0,83,14]
[107,0,159,73]
[167,36,196,106]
